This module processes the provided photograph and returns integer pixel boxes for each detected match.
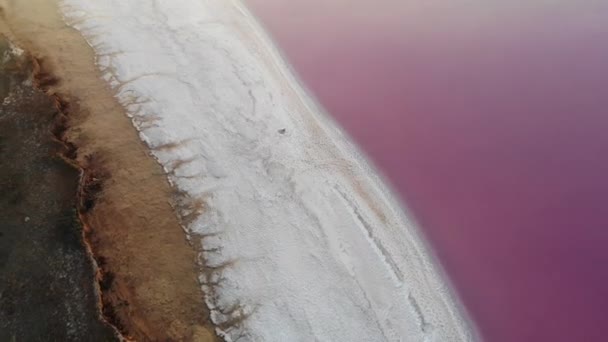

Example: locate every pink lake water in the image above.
[246,1,608,341]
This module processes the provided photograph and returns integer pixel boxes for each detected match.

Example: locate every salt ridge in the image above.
[59,0,473,340]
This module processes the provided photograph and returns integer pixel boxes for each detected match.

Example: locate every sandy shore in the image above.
[0,0,217,340]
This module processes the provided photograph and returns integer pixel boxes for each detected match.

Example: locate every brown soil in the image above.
[0,36,120,342]
[0,1,217,341]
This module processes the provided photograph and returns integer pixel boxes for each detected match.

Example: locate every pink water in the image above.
[246,1,608,341]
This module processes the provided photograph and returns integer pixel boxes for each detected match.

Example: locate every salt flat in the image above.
[59,0,473,340]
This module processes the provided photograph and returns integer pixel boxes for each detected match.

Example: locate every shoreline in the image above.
[58,0,475,340]
[233,1,477,338]
[33,55,125,340]
[232,2,477,338]
[0,36,120,341]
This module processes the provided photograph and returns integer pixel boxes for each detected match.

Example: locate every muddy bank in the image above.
[0,38,119,341]
[0,0,218,340]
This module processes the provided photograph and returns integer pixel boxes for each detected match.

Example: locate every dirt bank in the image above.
[0,1,217,340]
[0,36,120,341]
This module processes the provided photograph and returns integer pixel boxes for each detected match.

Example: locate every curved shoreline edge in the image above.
[58,0,477,341]
[230,0,478,339]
